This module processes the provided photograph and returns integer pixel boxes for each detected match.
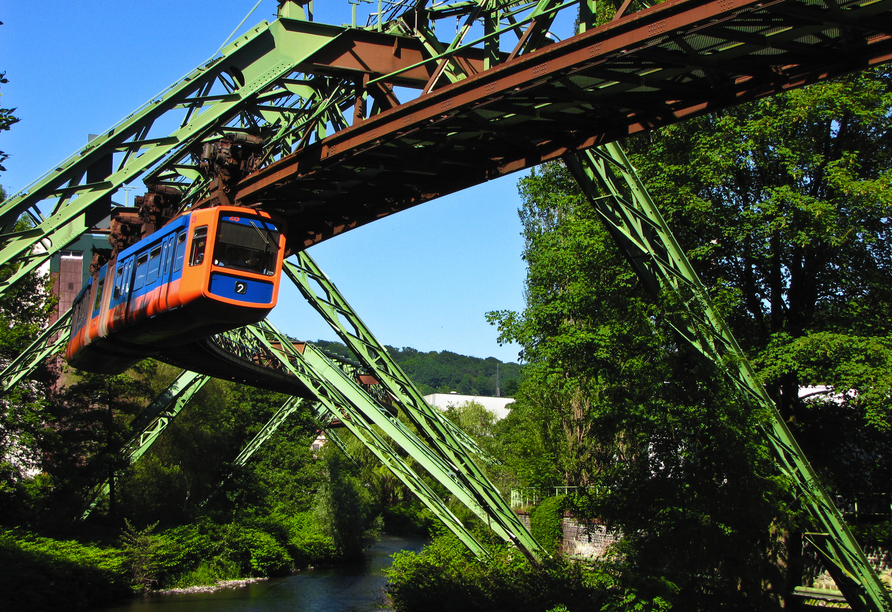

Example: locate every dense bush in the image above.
[530,495,566,555]
[0,529,129,610]
[853,521,892,549]
[385,532,675,612]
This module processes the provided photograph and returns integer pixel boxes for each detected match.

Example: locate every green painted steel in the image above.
[283,254,542,558]
[563,144,892,612]
[2,1,885,604]
[231,396,306,468]
[82,370,210,519]
[283,254,493,462]
[212,323,492,558]
[0,16,346,294]
[199,395,336,508]
[0,309,71,394]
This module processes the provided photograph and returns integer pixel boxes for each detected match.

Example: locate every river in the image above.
[97,534,427,612]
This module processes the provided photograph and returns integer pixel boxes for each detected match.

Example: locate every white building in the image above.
[424,393,515,420]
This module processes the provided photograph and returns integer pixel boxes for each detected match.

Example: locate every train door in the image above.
[97,264,117,339]
[158,236,175,311]
[111,258,134,331]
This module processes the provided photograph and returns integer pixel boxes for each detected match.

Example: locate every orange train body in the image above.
[66,206,287,374]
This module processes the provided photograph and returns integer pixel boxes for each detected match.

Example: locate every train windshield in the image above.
[212,215,280,276]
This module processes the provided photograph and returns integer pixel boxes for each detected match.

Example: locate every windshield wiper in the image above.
[250,220,275,247]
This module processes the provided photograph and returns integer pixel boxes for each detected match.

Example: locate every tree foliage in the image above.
[315,339,522,396]
[480,67,892,608]
[0,70,20,172]
[0,220,57,521]
[625,66,892,496]
[488,160,785,606]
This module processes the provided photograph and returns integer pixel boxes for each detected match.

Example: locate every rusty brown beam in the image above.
[236,0,892,250]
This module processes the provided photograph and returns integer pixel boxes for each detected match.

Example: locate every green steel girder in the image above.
[311,408,353,460]
[0,309,71,395]
[283,253,493,462]
[563,143,892,612]
[231,396,307,468]
[0,17,351,294]
[282,253,540,557]
[213,323,491,558]
[199,395,349,507]
[82,370,210,519]
[0,1,600,303]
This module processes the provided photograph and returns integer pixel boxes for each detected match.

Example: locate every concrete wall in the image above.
[516,512,621,559]
[561,516,621,558]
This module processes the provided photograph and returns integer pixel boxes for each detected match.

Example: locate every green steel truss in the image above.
[231,396,304,468]
[283,254,492,462]
[564,143,892,612]
[211,322,544,559]
[0,309,70,395]
[0,15,349,291]
[212,320,494,558]
[82,370,211,519]
[2,1,885,607]
[200,396,350,507]
[0,1,594,293]
[282,253,539,557]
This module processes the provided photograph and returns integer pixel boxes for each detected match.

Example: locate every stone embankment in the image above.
[154,577,267,595]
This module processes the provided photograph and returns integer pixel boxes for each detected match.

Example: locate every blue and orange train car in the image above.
[66,206,287,374]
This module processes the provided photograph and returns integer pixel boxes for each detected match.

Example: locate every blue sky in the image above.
[1,1,531,363]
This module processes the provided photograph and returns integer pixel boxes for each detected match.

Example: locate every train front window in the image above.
[213,216,280,276]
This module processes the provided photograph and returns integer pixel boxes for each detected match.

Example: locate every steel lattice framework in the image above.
[3,0,892,609]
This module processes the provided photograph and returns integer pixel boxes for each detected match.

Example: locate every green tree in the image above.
[488,161,785,606]
[488,67,892,607]
[312,445,377,560]
[443,401,497,442]
[0,217,58,523]
[624,66,892,498]
[0,70,20,172]
[42,363,156,522]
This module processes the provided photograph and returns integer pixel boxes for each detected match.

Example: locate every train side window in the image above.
[174,232,187,272]
[113,266,124,301]
[160,241,170,278]
[162,238,173,277]
[189,227,208,266]
[69,300,81,336]
[125,260,134,295]
[133,254,148,290]
[93,278,104,313]
[146,247,162,285]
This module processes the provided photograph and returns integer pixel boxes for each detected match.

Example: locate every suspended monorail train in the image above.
[66,206,287,374]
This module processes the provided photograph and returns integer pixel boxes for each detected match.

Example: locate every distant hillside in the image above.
[313,340,522,396]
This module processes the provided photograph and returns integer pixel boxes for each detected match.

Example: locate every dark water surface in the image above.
[98,535,427,612]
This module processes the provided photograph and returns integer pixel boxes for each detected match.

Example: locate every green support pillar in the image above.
[0,18,348,295]
[283,254,540,558]
[564,144,891,612]
[0,309,71,395]
[283,254,492,462]
[213,324,492,558]
[82,370,210,519]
